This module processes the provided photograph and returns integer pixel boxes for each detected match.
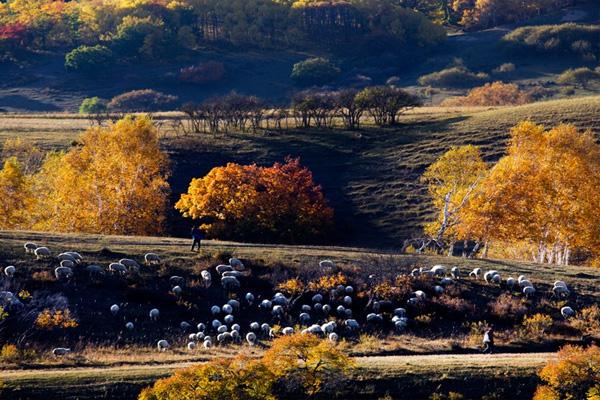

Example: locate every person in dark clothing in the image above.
[190,226,203,252]
[482,326,494,354]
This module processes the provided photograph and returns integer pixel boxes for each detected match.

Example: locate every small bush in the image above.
[291,57,340,86]
[533,345,600,400]
[418,66,488,88]
[179,61,225,84]
[488,293,528,321]
[569,304,600,337]
[35,308,79,330]
[441,81,532,106]
[0,344,19,362]
[79,97,107,114]
[65,45,114,75]
[520,313,553,340]
[556,67,600,88]
[108,89,178,112]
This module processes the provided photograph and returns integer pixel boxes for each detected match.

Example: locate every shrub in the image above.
[65,45,114,74]
[0,344,19,363]
[520,313,552,340]
[489,293,527,321]
[34,308,79,330]
[418,67,488,88]
[569,304,600,337]
[556,67,600,88]
[441,82,532,107]
[79,97,107,115]
[503,24,600,60]
[175,157,333,243]
[355,86,421,125]
[107,89,177,112]
[179,61,225,84]
[291,57,340,86]
[533,345,600,400]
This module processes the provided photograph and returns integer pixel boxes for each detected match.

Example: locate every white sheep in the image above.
[187,341,197,351]
[451,267,460,279]
[484,270,499,283]
[120,259,141,271]
[519,279,533,288]
[414,290,426,300]
[55,266,73,280]
[212,319,222,329]
[314,303,323,312]
[517,275,527,284]
[553,285,570,298]
[4,266,16,278]
[319,260,335,269]
[261,323,270,334]
[181,321,192,331]
[60,259,75,269]
[86,265,105,277]
[34,247,51,259]
[245,292,255,305]
[366,313,383,323]
[506,277,516,290]
[554,280,568,289]
[344,319,360,330]
[434,285,444,294]
[246,332,257,345]
[125,322,134,330]
[223,270,243,278]
[144,253,160,265]
[24,242,37,254]
[322,304,331,314]
[469,268,482,279]
[197,323,206,332]
[302,304,312,312]
[216,264,234,275]
[260,300,272,310]
[394,308,406,317]
[440,277,453,286]
[222,304,233,314]
[560,306,575,319]
[328,332,339,342]
[312,294,323,303]
[203,339,212,348]
[211,305,221,315]
[57,253,77,264]
[491,274,501,284]
[201,270,212,287]
[523,286,536,297]
[306,324,323,335]
[149,308,160,321]
[64,252,83,263]
[343,296,352,306]
[157,340,170,351]
[272,294,288,306]
[322,321,336,333]
[52,348,71,357]
[172,286,183,296]
[272,305,284,315]
[299,312,311,324]
[395,318,408,331]
[345,285,354,294]
[336,305,346,316]
[196,332,205,341]
[224,315,234,325]
[345,309,353,318]
[430,265,446,276]
[282,327,294,335]
[221,276,240,290]
[231,324,241,332]
[250,322,260,331]
[110,304,120,315]
[229,258,245,270]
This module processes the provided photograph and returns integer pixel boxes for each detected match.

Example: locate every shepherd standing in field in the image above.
[190,226,204,252]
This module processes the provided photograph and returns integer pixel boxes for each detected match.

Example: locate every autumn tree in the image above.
[533,345,600,400]
[0,157,33,229]
[441,81,532,106]
[460,122,600,264]
[355,86,421,126]
[419,145,488,254]
[32,116,170,235]
[176,157,333,243]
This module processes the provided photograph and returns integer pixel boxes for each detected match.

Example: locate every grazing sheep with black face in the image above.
[125,322,134,331]
[35,247,51,259]
[60,259,75,269]
[229,258,245,271]
[55,266,73,280]
[120,259,140,271]
[221,276,240,290]
[451,267,460,279]
[145,253,160,265]
[246,332,257,345]
[24,242,37,254]
[157,340,169,351]
[469,268,482,279]
[216,264,234,275]
[560,306,575,319]
[52,348,71,357]
[4,266,16,278]
[149,308,160,321]
[109,263,127,275]
[110,304,120,315]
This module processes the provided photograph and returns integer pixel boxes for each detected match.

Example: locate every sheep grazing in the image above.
[553,285,570,298]
[227,299,240,310]
[491,274,501,284]
[224,314,234,325]
[366,313,383,323]
[216,264,234,275]
[245,292,255,305]
[440,277,453,286]
[24,242,37,254]
[299,312,311,324]
[469,268,482,279]
[450,267,460,279]
[306,324,324,335]
[343,296,352,306]
[86,265,104,277]
[433,285,444,295]
[110,304,120,315]
[157,340,170,351]
[312,294,323,303]
[125,322,134,330]
[203,339,212,348]
[517,275,527,284]
[108,263,127,275]
[64,252,83,263]
[328,332,339,342]
[560,306,575,319]
[282,327,294,335]
[231,324,241,332]
[212,319,222,329]
[149,308,160,321]
[120,259,141,272]
[144,253,160,265]
[34,247,51,259]
[554,280,568,289]
[394,317,408,331]
[272,305,284,316]
[519,279,533,288]
[261,323,271,334]
[211,305,221,315]
[55,266,73,280]
[196,332,205,341]
[60,259,75,269]
[272,293,288,306]
[221,276,240,290]
[322,321,336,333]
[180,321,192,331]
[506,277,516,290]
[246,332,257,345]
[187,342,197,351]
[250,322,260,331]
[222,271,243,278]
[523,286,536,297]
[197,323,206,332]
[430,265,446,277]
[58,253,77,264]
[345,285,354,294]
[322,304,331,315]
[229,258,245,271]
[414,290,426,300]
[260,300,272,310]
[484,270,499,283]
[319,260,335,270]
[200,270,212,287]
[172,286,183,297]
[52,348,71,357]
[410,268,420,278]
[222,304,233,314]
[345,319,360,330]
[4,266,16,278]
[394,308,406,317]
[302,304,312,313]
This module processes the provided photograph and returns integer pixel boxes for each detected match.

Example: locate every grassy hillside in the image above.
[2,96,600,247]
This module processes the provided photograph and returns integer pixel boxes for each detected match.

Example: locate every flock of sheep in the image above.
[1,243,579,357]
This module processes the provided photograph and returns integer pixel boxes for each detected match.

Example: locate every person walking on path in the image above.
[190,226,203,252]
[482,326,494,354]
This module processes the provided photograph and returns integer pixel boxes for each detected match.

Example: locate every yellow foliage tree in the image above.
[32,116,170,235]
[533,345,600,400]
[420,145,488,253]
[461,122,600,264]
[0,157,33,229]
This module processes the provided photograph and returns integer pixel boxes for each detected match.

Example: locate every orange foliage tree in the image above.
[441,81,532,107]
[0,157,33,229]
[533,345,600,400]
[175,157,333,243]
[32,115,170,235]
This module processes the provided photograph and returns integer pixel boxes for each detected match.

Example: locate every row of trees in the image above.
[176,87,421,134]
[0,0,445,61]
[419,121,600,265]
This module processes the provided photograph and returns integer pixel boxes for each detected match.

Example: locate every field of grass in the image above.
[2,96,600,247]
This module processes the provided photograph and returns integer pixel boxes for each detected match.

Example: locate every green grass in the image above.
[2,96,600,247]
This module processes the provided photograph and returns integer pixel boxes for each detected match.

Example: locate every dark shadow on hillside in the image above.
[0,95,62,112]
